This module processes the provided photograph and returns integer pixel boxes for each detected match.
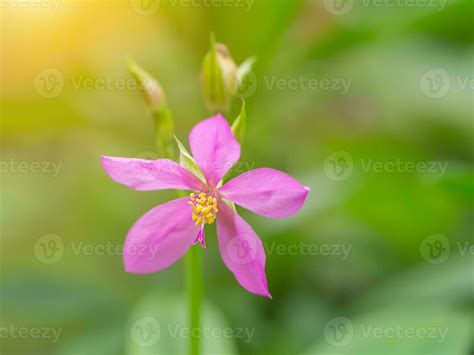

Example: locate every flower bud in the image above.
[201,34,237,114]
[128,59,167,111]
[128,59,174,159]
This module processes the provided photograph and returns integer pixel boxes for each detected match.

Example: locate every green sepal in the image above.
[235,56,256,92]
[201,33,240,114]
[174,135,205,182]
[222,198,237,213]
[231,99,247,144]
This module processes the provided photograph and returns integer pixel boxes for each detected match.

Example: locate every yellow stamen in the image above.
[189,192,218,226]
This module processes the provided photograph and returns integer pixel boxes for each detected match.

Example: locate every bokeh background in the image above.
[1,0,473,354]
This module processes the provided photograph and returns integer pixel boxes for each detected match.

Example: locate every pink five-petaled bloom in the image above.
[101,114,310,298]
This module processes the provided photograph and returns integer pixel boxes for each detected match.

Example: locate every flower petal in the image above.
[123,198,198,274]
[216,201,272,298]
[188,113,240,187]
[101,156,204,191]
[219,168,310,218]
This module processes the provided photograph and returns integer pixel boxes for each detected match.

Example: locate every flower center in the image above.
[189,192,218,225]
[188,192,218,248]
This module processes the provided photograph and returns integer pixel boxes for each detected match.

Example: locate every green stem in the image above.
[152,104,202,355]
[185,245,202,355]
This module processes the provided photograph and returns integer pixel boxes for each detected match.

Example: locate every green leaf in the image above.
[174,135,205,182]
[231,99,246,144]
[126,293,238,355]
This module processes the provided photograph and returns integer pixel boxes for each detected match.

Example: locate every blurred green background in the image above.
[1,0,473,354]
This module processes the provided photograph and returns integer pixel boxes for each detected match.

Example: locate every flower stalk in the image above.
[185,245,203,355]
[129,59,202,354]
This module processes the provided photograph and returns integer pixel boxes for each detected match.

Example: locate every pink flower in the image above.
[101,114,309,298]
